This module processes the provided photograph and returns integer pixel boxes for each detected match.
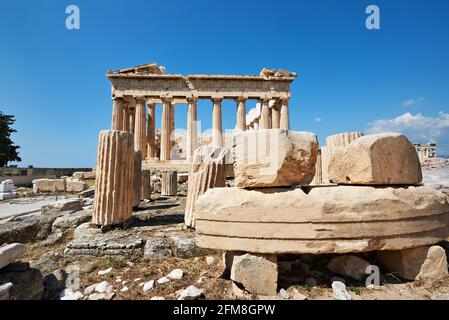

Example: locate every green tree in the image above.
[0,111,22,167]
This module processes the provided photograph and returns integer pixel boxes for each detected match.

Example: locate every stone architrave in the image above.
[161,171,177,196]
[92,130,134,226]
[322,132,364,183]
[329,133,422,185]
[233,129,318,188]
[195,185,449,254]
[184,145,229,228]
[133,151,142,208]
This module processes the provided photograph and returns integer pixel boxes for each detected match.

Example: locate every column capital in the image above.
[161,97,173,104]
[187,97,198,104]
[211,97,223,103]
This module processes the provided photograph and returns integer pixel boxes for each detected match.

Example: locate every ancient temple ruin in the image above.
[106,63,296,170]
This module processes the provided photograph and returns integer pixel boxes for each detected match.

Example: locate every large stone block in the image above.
[233,129,318,188]
[195,185,449,254]
[230,253,278,296]
[92,130,134,226]
[378,245,448,280]
[185,145,229,228]
[322,132,364,183]
[329,133,422,185]
[0,243,27,269]
[66,179,86,193]
[32,179,65,193]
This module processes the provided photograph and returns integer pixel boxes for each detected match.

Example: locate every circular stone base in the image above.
[195,185,449,254]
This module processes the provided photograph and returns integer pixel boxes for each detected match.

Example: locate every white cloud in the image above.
[367,112,449,155]
[402,97,424,107]
[314,117,322,123]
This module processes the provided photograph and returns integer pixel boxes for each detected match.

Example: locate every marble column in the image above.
[160,99,171,161]
[147,104,156,159]
[134,98,147,155]
[186,98,198,162]
[271,103,280,129]
[260,99,270,129]
[130,108,136,134]
[212,98,223,147]
[280,99,290,130]
[93,130,134,226]
[236,98,246,132]
[123,105,130,132]
[112,98,124,130]
[169,102,175,158]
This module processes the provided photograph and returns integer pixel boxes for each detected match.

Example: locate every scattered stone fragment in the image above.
[278,289,289,299]
[291,289,308,300]
[230,253,278,296]
[42,230,63,246]
[84,283,97,295]
[151,296,166,300]
[59,289,84,300]
[0,282,13,300]
[327,255,371,281]
[143,280,155,292]
[157,277,170,284]
[178,285,204,300]
[52,210,92,230]
[206,256,215,265]
[43,269,67,300]
[98,267,113,276]
[88,292,115,300]
[134,278,142,282]
[167,269,184,280]
[33,179,65,193]
[120,286,128,292]
[0,243,27,269]
[41,199,83,214]
[332,281,352,300]
[95,281,109,293]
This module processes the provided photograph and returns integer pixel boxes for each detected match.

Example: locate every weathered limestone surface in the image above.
[184,146,229,228]
[32,179,65,193]
[92,130,134,226]
[329,133,422,185]
[327,255,371,280]
[66,179,86,193]
[233,129,318,188]
[311,150,322,185]
[161,171,177,196]
[230,253,278,296]
[133,151,142,208]
[195,185,449,254]
[321,132,364,183]
[0,243,27,269]
[378,245,448,280]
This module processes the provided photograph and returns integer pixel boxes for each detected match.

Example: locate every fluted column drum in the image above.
[93,130,134,226]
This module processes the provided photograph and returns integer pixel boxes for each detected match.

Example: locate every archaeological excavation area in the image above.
[1,64,449,301]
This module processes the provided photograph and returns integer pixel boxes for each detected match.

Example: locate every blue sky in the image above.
[1,0,448,167]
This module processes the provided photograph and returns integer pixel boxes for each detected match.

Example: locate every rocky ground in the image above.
[1,187,449,300]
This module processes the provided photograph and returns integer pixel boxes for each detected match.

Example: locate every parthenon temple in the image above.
[106,63,296,169]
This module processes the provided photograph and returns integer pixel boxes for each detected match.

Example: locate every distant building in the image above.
[414,143,437,163]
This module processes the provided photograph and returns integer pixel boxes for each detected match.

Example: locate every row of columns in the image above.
[111,97,290,161]
[252,99,289,130]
